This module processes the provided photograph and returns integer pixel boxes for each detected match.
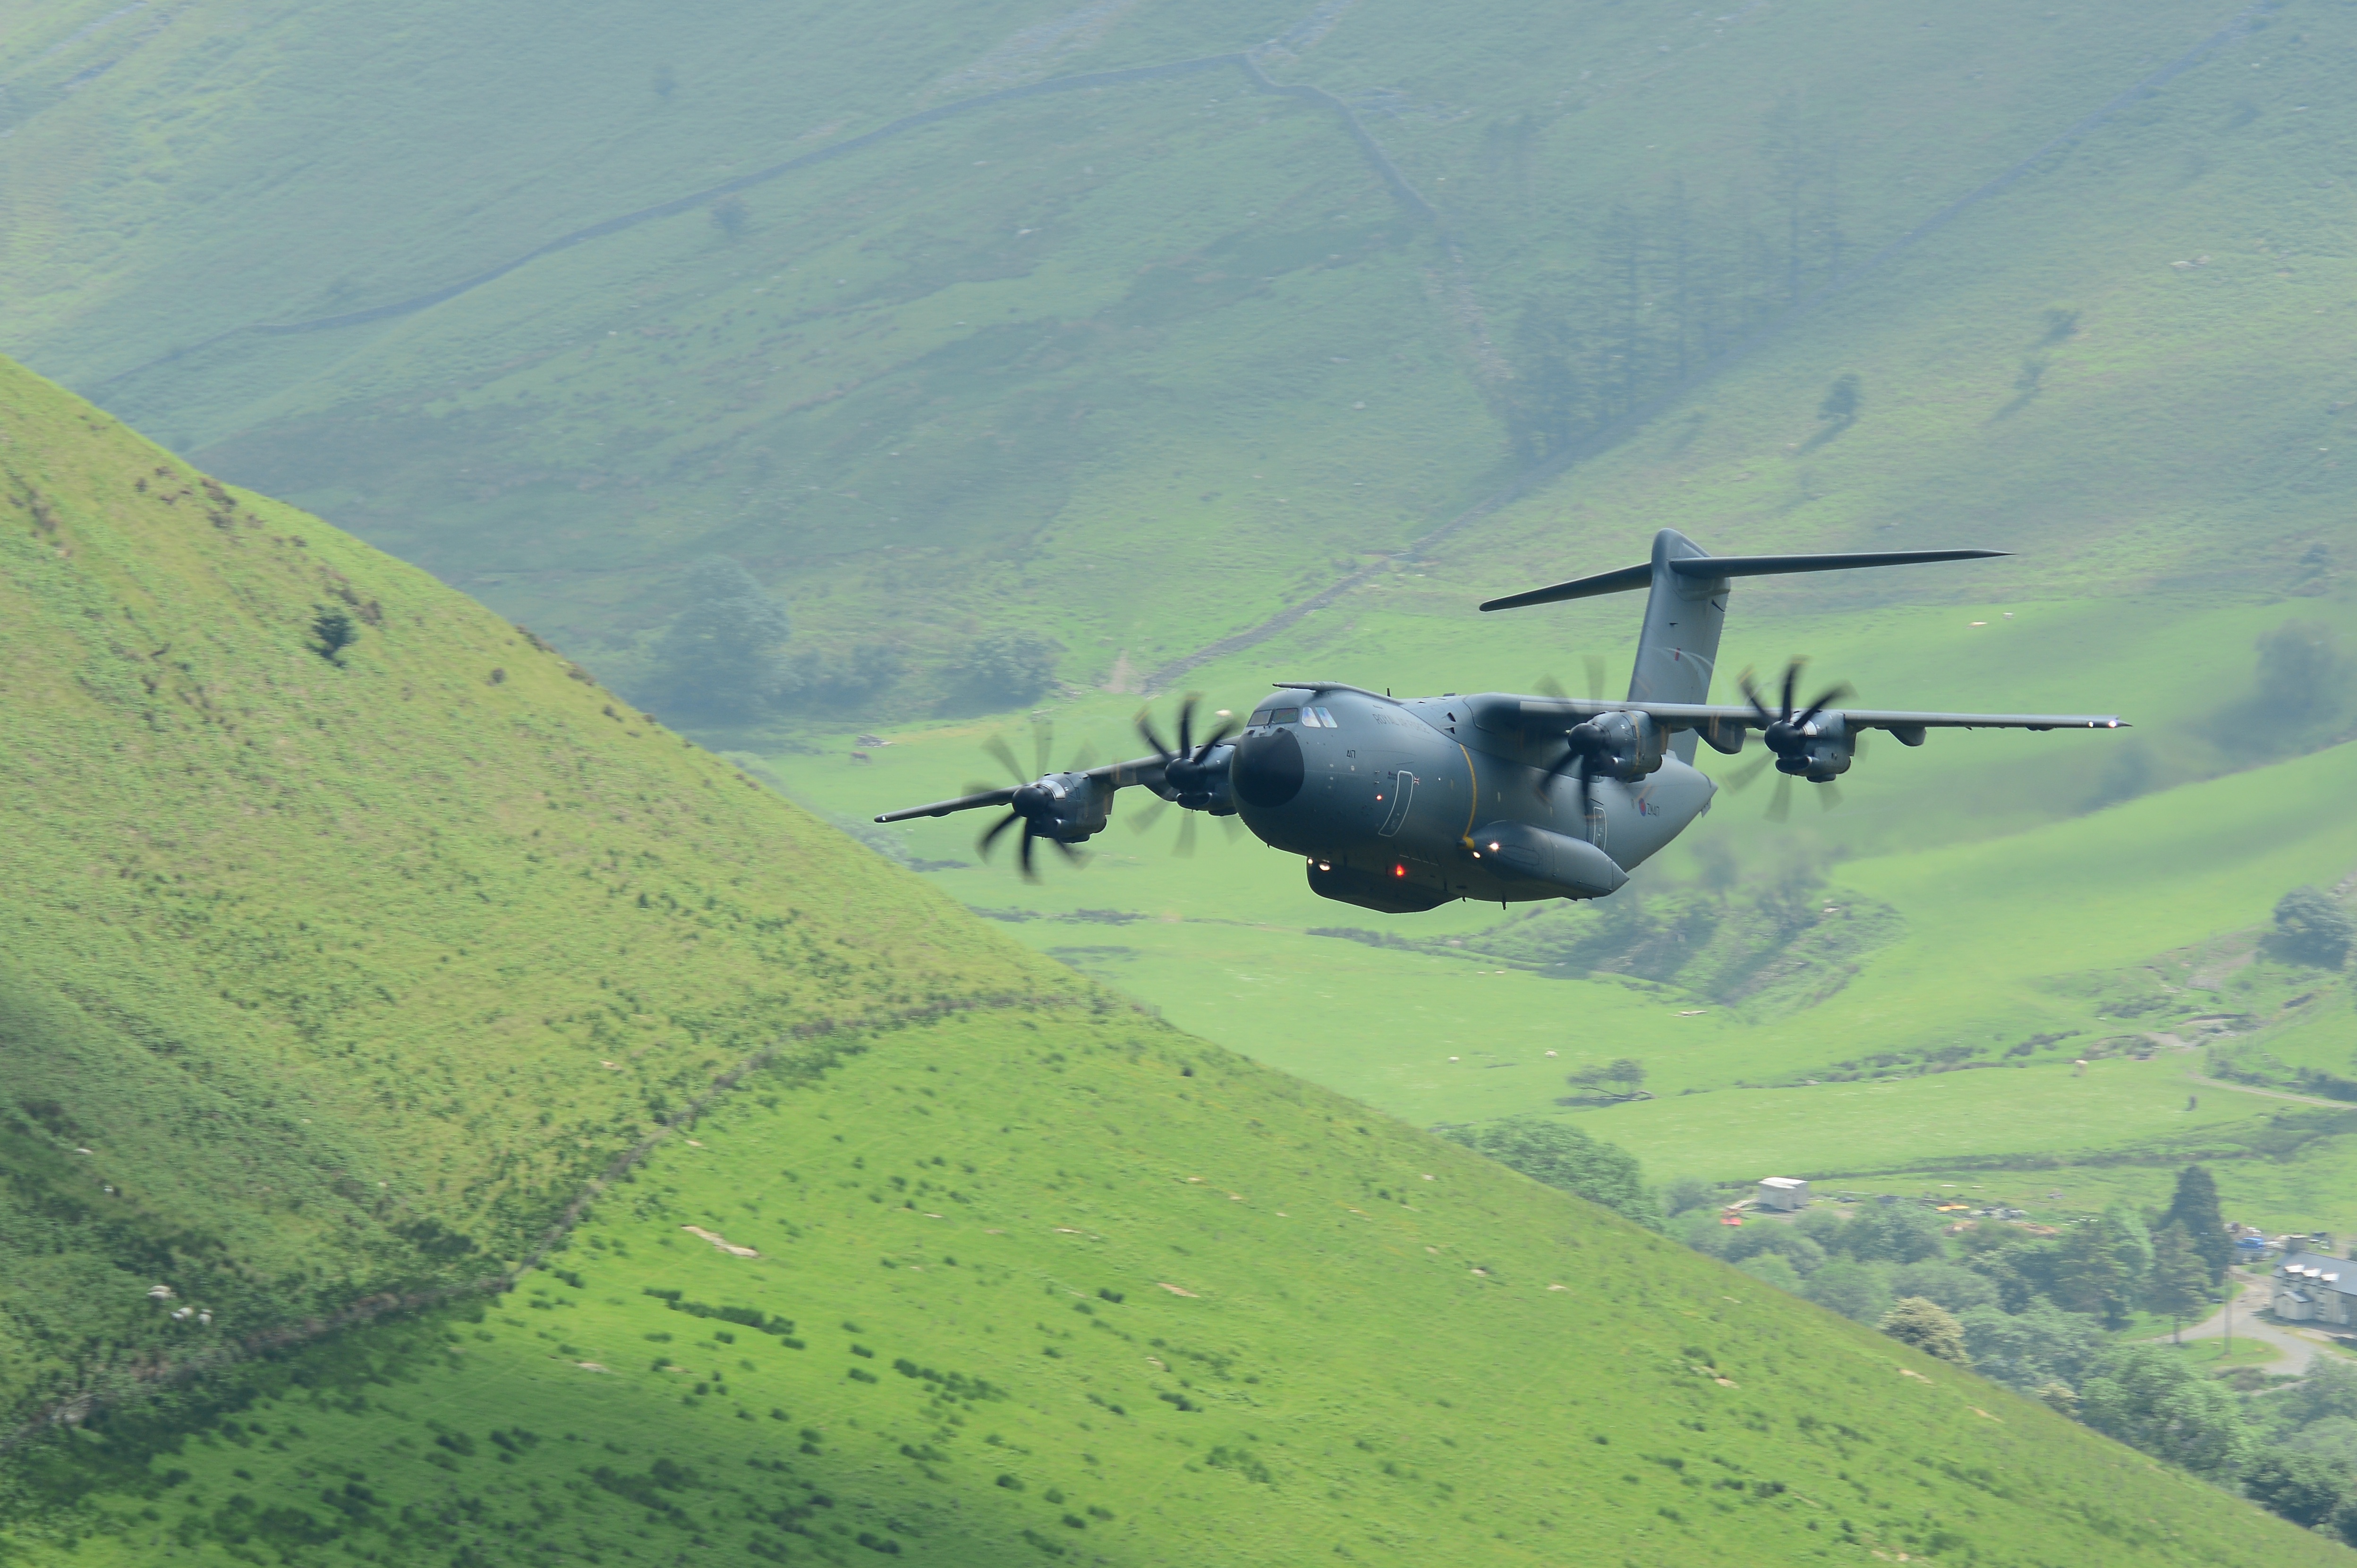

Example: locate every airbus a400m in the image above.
[876,531,2126,915]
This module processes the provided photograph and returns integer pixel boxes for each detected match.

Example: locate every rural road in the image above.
[2156,1270,2340,1374]
[2182,1073,2353,1111]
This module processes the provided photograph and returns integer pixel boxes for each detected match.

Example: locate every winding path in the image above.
[94,50,1444,390]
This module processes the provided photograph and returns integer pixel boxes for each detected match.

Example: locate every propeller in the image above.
[1532,655,1610,704]
[1137,695,1237,810]
[973,720,1092,882]
[1532,657,1619,828]
[1738,658,1853,764]
[1539,723,1613,827]
[1729,657,1855,819]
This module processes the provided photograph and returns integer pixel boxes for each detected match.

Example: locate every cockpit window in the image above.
[1313,706,1338,728]
[1249,708,1277,727]
[1269,707,1301,725]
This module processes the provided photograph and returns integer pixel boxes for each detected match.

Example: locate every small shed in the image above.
[1756,1177,1810,1212]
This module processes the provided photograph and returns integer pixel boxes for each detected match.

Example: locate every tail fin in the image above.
[1480,532,2007,760]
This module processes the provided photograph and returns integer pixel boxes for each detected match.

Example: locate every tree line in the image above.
[1458,1126,2357,1545]
[623,556,1062,728]
[1496,94,1849,464]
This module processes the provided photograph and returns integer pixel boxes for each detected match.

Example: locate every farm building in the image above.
[2273,1253,2357,1327]
[1756,1177,1810,1212]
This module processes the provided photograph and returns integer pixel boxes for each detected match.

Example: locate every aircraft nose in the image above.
[1230,725,1304,808]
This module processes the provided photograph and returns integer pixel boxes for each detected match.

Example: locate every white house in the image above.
[2273,1252,2357,1327]
[1756,1177,1810,1212]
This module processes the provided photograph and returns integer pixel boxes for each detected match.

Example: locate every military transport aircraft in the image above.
[875,530,2125,914]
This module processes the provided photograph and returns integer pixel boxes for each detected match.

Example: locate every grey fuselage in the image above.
[1224,687,1714,914]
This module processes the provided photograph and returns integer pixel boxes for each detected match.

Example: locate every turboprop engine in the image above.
[1743,662,1855,783]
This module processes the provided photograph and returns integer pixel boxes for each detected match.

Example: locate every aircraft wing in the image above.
[1512,697,2125,746]
[873,754,1173,822]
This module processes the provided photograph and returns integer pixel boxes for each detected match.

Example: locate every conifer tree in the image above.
[2161,1165,2233,1280]
[2145,1225,2210,1344]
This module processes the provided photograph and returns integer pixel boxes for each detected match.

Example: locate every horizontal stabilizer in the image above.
[1481,548,2008,612]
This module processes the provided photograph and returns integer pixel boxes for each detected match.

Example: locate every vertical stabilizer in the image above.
[1627,530,1726,760]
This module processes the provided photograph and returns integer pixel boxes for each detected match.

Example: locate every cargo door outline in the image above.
[1378,771,1418,838]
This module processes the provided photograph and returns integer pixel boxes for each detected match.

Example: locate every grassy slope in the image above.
[0,366,2345,1564]
[0,352,1086,1415]
[23,1008,2351,1568]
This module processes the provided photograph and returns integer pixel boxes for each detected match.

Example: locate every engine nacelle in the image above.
[1021,771,1115,841]
[1771,712,1853,783]
[1579,711,1668,782]
[1163,743,1237,815]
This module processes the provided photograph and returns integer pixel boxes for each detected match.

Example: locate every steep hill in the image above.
[0,351,1083,1416]
[1,362,2348,1562]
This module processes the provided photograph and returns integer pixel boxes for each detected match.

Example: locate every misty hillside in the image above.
[6,0,2349,709]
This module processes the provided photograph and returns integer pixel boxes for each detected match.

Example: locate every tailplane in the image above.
[1480,532,2007,758]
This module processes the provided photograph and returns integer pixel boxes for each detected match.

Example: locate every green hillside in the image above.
[9,0,2350,696]
[1,362,2348,1562]
[0,352,1082,1416]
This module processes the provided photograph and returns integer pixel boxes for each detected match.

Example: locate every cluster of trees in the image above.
[1663,1164,2357,1542]
[2273,885,2355,970]
[1476,865,1903,1017]
[1438,1118,1665,1231]
[1673,1168,2228,1337]
[634,557,1060,727]
[1449,1123,2357,1537]
[1559,1057,1648,1103]
[1499,96,1850,464]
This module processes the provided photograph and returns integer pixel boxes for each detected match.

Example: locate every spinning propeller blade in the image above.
[1721,752,1776,794]
[983,734,1028,786]
[1738,656,1856,813]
